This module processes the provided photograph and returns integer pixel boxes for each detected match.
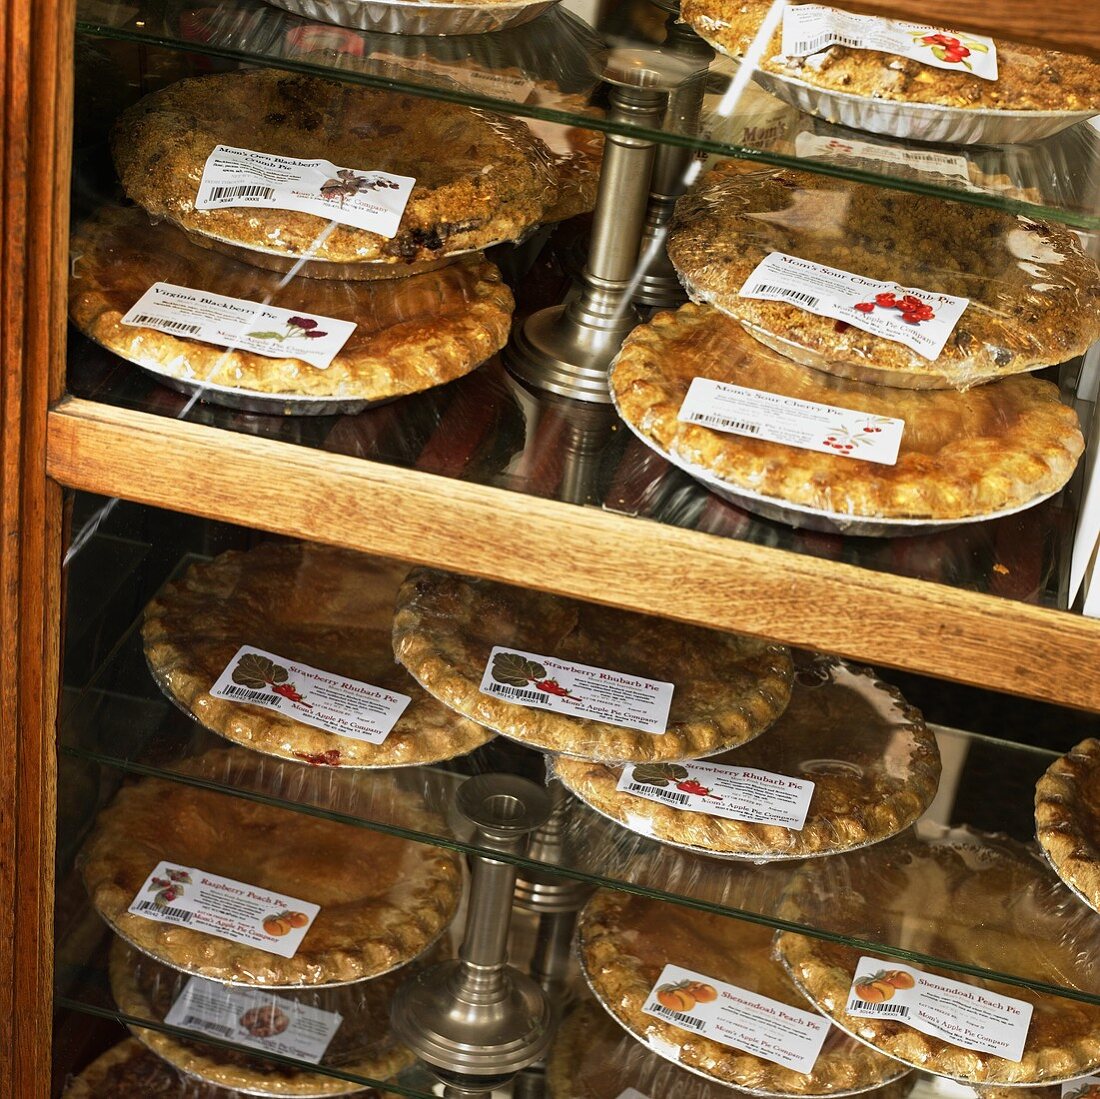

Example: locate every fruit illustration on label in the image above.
[239,1005,290,1038]
[232,653,311,707]
[320,168,401,205]
[147,866,191,908]
[656,980,717,1013]
[821,416,893,457]
[882,969,915,989]
[248,316,330,344]
[854,969,911,1001]
[852,293,936,325]
[631,763,689,788]
[491,653,580,700]
[676,779,719,799]
[911,30,989,70]
[263,910,309,937]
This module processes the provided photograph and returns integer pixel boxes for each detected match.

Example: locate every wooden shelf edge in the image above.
[47,397,1100,712]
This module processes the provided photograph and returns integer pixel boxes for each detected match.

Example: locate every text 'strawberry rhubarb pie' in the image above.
[142,542,493,769]
[610,303,1083,533]
[553,657,940,859]
[79,748,462,986]
[112,68,558,274]
[1035,738,1100,915]
[391,568,793,763]
[668,164,1100,390]
[774,828,1100,1084]
[578,889,910,1094]
[70,206,512,407]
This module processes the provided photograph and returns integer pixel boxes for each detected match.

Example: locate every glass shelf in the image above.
[74,0,1100,229]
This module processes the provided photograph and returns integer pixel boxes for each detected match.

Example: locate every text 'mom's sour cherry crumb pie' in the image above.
[553,656,941,859]
[80,749,462,986]
[69,206,513,404]
[112,68,558,272]
[143,542,494,768]
[391,567,794,763]
[667,164,1100,390]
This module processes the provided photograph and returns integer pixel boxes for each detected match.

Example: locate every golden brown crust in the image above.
[392,568,793,763]
[142,542,494,769]
[668,164,1100,389]
[554,657,940,859]
[774,830,1100,1084]
[1035,738,1100,914]
[610,303,1083,521]
[112,69,558,267]
[577,890,909,1094]
[79,748,462,986]
[681,0,1100,112]
[70,206,513,401]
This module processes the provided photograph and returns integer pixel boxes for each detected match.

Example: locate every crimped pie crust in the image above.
[681,0,1100,112]
[775,830,1100,1084]
[578,889,910,1094]
[70,206,512,401]
[668,164,1100,389]
[80,748,462,986]
[109,939,413,1095]
[553,657,940,859]
[392,568,793,763]
[142,542,494,768]
[611,303,1083,521]
[1035,738,1100,914]
[112,69,558,268]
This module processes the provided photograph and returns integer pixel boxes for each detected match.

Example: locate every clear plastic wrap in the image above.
[266,0,559,36]
[140,541,495,767]
[68,207,513,413]
[775,825,1100,1085]
[609,303,1084,536]
[78,747,462,986]
[680,0,1100,143]
[668,163,1100,390]
[390,566,795,764]
[552,655,941,860]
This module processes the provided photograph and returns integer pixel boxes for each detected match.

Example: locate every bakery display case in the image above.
[4,0,1100,1095]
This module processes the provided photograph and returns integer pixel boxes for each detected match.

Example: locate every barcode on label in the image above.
[205,184,276,202]
[219,684,280,706]
[857,1001,909,1016]
[650,1003,706,1031]
[749,284,821,308]
[488,684,544,703]
[627,782,690,806]
[790,33,862,53]
[184,1016,234,1037]
[687,413,761,434]
[130,315,202,335]
[134,900,193,922]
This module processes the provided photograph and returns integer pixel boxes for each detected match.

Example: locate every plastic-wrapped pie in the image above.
[668,164,1100,390]
[142,542,494,769]
[112,68,558,272]
[392,567,793,763]
[1036,738,1100,915]
[775,828,1100,1084]
[578,889,910,1094]
[79,749,462,986]
[69,206,512,411]
[610,303,1083,534]
[554,657,940,859]
[109,940,413,1095]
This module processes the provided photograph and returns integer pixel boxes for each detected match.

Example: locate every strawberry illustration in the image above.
[272,681,312,706]
[676,779,719,798]
[534,678,577,699]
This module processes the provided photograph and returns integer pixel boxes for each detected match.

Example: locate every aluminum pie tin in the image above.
[1037,843,1100,919]
[263,0,559,36]
[613,395,1060,538]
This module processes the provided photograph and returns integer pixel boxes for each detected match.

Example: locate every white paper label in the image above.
[210,646,411,746]
[644,964,829,1073]
[845,957,1032,1061]
[122,283,355,370]
[781,5,998,80]
[679,377,904,466]
[478,646,673,735]
[165,977,342,1063]
[617,761,814,829]
[794,133,971,184]
[128,862,320,958]
[195,145,414,237]
[1061,1075,1100,1098]
[615,1091,651,1099]
[739,251,969,361]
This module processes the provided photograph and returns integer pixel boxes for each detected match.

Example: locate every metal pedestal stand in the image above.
[390,775,553,1099]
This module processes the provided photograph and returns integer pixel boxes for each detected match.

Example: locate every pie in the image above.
[611,303,1084,522]
[110,940,413,1095]
[774,828,1100,1084]
[142,542,494,768]
[578,889,910,1094]
[681,0,1100,112]
[668,164,1100,389]
[70,206,513,401]
[554,656,941,859]
[392,568,794,763]
[1036,738,1100,914]
[79,748,462,985]
[112,68,559,270]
